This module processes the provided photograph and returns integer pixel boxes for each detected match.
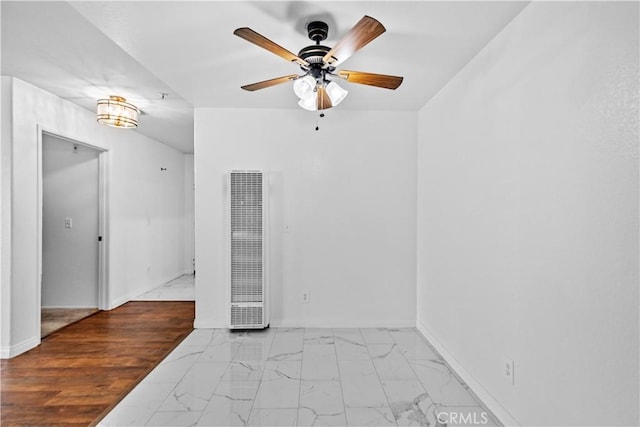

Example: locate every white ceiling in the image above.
[1,1,528,153]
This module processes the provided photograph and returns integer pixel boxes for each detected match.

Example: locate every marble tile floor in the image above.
[99,328,500,427]
[134,274,195,301]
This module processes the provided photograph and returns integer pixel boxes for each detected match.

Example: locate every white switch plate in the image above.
[65,218,72,228]
[302,290,310,304]
[503,358,515,385]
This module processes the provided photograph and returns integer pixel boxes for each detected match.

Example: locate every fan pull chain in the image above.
[315,112,325,131]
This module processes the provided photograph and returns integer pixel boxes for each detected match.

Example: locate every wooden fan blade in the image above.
[322,16,386,66]
[234,28,309,67]
[317,86,333,110]
[338,70,403,90]
[241,74,299,91]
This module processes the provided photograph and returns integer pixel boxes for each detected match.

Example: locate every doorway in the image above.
[40,133,104,337]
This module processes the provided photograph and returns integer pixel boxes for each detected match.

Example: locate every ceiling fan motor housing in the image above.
[298,45,331,65]
[299,21,333,70]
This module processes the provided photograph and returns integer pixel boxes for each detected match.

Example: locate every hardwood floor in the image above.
[1,301,195,426]
[41,308,100,338]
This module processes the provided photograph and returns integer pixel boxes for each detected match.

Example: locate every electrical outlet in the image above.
[65,218,72,228]
[503,358,515,385]
[302,290,310,304]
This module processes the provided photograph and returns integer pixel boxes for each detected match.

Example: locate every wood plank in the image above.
[317,86,333,110]
[322,16,386,66]
[337,70,404,90]
[241,74,298,91]
[0,301,194,426]
[234,28,308,66]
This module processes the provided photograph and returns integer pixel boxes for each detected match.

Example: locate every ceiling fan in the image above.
[234,16,403,111]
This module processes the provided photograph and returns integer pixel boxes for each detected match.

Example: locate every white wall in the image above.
[184,154,195,274]
[110,128,186,301]
[416,2,638,426]
[1,76,13,351]
[0,77,188,357]
[195,108,416,328]
[42,135,99,308]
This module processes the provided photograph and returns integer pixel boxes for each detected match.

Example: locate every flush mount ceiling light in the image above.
[96,95,139,128]
[234,16,403,111]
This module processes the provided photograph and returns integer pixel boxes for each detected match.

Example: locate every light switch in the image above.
[65,218,72,228]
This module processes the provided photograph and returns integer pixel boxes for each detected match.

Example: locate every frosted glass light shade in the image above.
[293,76,316,100]
[326,81,348,106]
[298,95,317,111]
[96,96,139,128]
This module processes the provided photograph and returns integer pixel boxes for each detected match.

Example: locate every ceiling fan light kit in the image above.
[234,15,403,113]
[293,75,316,100]
[325,81,348,106]
[298,95,317,111]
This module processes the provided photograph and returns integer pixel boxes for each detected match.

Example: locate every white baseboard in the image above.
[193,318,416,330]
[108,271,191,309]
[270,319,416,328]
[107,293,133,310]
[41,305,98,309]
[193,317,226,329]
[416,320,520,427]
[157,271,189,288]
[0,335,40,359]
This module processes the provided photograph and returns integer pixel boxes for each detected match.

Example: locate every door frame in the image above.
[36,126,110,334]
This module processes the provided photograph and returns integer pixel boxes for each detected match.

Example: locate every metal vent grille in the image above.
[229,171,266,328]
[230,305,263,328]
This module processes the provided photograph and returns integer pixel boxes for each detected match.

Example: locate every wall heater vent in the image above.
[228,171,268,329]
